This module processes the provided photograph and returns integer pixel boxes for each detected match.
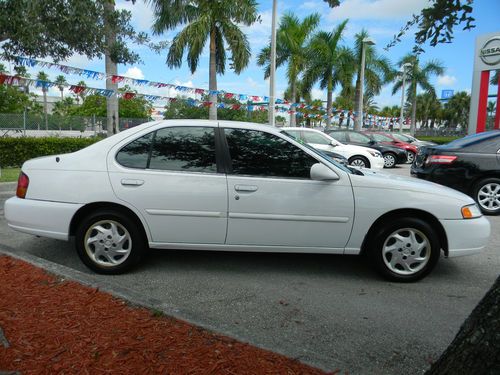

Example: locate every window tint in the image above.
[283,130,302,141]
[116,132,153,169]
[371,133,393,142]
[302,131,331,145]
[442,131,500,152]
[331,131,347,142]
[224,128,318,178]
[149,127,217,173]
[349,132,371,144]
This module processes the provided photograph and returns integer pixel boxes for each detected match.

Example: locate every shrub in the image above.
[418,135,461,144]
[0,137,100,167]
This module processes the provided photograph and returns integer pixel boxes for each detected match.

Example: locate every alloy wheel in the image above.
[477,182,500,212]
[350,158,366,168]
[384,154,396,168]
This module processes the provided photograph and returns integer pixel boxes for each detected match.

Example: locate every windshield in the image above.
[370,133,394,142]
[280,130,353,174]
[392,133,412,142]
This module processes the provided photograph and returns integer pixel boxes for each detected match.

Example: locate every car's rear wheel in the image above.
[383,153,396,168]
[349,156,370,168]
[369,217,440,282]
[406,151,416,164]
[75,210,146,274]
[474,178,500,215]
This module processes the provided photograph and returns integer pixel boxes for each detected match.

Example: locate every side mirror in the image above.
[330,140,338,147]
[368,140,375,145]
[310,163,339,181]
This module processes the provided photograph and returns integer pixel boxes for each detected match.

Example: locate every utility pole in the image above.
[399,63,412,133]
[268,0,277,126]
[355,38,375,131]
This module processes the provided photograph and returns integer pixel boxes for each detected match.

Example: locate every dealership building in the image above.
[469,32,500,134]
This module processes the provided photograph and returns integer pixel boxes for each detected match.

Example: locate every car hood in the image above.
[350,168,475,204]
[336,144,378,155]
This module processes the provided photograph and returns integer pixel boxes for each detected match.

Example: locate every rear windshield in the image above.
[441,131,500,149]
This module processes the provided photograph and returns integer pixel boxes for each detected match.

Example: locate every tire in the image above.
[369,217,441,282]
[75,210,147,274]
[383,152,396,168]
[406,151,416,164]
[473,177,500,215]
[349,156,370,168]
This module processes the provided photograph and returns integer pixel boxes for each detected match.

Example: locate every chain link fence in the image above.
[0,113,149,137]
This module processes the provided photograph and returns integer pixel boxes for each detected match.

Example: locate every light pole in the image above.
[268,0,278,126]
[355,37,375,131]
[399,62,412,133]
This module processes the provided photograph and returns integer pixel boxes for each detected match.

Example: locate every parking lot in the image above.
[1,164,498,374]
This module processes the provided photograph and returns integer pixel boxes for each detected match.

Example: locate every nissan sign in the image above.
[480,36,500,66]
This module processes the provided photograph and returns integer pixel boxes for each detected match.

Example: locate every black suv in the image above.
[411,130,500,215]
[326,129,407,168]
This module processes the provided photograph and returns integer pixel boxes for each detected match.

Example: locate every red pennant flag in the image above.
[224,93,234,99]
[70,85,85,94]
[122,92,136,100]
[202,101,212,107]
[111,75,125,84]
[195,88,205,95]
[0,74,7,85]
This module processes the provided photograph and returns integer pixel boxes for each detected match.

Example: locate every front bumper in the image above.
[371,157,385,169]
[440,216,491,257]
[4,197,82,241]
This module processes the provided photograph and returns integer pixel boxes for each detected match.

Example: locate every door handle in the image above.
[234,184,258,192]
[121,179,144,186]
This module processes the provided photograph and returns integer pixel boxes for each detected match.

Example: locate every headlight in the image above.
[368,150,382,157]
[461,204,482,219]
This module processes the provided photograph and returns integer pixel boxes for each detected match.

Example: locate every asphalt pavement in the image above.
[1,165,498,374]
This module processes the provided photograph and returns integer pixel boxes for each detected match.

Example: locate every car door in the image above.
[108,124,228,244]
[222,127,354,250]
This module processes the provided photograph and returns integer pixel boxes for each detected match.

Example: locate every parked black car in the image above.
[411,130,500,215]
[326,129,407,168]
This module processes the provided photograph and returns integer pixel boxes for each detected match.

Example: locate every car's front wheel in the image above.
[75,210,146,274]
[349,156,370,168]
[474,177,500,215]
[406,151,416,164]
[383,153,396,168]
[369,217,440,282]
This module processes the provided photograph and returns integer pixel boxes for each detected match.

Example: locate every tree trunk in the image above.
[208,27,217,121]
[326,79,333,128]
[104,0,119,136]
[43,90,48,130]
[426,275,500,374]
[353,74,361,130]
[290,79,297,127]
[60,89,64,100]
[410,84,417,135]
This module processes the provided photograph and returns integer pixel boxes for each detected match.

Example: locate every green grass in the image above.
[418,135,461,144]
[0,167,20,183]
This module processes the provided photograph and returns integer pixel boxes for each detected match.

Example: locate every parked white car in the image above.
[282,127,385,169]
[5,120,490,281]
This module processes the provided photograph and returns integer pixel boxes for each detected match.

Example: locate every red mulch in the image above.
[0,255,331,374]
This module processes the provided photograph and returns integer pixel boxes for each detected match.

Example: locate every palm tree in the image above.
[490,70,499,86]
[487,101,496,129]
[75,80,87,104]
[258,12,320,126]
[13,66,30,94]
[302,21,353,127]
[392,54,444,135]
[444,91,470,129]
[415,92,441,128]
[54,75,67,100]
[150,0,258,120]
[36,71,50,130]
[353,29,392,130]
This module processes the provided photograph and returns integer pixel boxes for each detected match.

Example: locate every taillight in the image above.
[425,155,457,165]
[16,172,29,198]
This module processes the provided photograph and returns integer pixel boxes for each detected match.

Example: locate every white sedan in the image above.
[5,120,490,282]
[282,127,385,169]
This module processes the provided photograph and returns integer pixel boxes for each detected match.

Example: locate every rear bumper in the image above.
[440,216,491,257]
[4,197,82,241]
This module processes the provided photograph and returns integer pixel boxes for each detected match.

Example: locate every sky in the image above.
[2,0,500,110]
